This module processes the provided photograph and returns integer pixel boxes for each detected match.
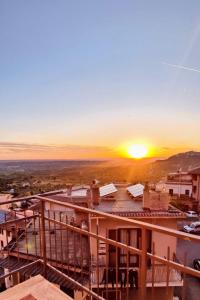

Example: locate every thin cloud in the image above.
[162,62,200,74]
[0,142,111,152]
[0,142,116,159]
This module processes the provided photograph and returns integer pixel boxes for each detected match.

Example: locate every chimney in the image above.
[86,188,93,208]
[91,180,100,205]
[143,182,150,210]
[143,182,170,210]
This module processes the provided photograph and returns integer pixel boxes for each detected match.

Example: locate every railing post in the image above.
[88,212,92,300]
[140,228,147,300]
[40,199,47,278]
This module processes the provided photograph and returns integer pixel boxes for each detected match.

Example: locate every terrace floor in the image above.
[8,212,89,269]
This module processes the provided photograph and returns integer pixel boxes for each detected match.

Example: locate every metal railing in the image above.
[0,195,199,300]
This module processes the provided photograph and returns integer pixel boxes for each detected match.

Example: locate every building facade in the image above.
[189,167,200,210]
[89,183,184,300]
[0,191,199,300]
[165,172,192,197]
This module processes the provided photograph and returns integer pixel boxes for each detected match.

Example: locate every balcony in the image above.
[0,195,199,300]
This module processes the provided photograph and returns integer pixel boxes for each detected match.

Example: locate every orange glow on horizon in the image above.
[0,141,195,160]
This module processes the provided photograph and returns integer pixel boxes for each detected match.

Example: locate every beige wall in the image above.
[44,202,88,227]
[151,219,177,260]
[45,202,71,212]
[44,202,75,221]
[90,217,178,261]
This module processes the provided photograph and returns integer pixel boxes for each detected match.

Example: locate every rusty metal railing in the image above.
[0,195,199,300]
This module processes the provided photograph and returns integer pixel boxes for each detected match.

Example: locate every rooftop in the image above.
[94,185,142,213]
[0,257,88,290]
[43,184,185,219]
[0,275,72,300]
[93,186,185,218]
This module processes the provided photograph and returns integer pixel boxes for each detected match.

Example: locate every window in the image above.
[118,229,139,266]
[169,189,173,195]
[108,228,151,267]
[185,190,190,196]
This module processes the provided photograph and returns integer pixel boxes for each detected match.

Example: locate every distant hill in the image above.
[152,151,200,176]
[0,160,103,174]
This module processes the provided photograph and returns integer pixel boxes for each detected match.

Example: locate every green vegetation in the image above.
[0,160,154,197]
[0,152,200,197]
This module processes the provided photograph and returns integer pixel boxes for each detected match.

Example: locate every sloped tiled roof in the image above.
[108,210,185,218]
[0,257,88,289]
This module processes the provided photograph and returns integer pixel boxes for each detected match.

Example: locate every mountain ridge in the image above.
[152,151,200,174]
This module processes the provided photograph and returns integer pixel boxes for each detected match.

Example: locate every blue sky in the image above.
[0,1,200,159]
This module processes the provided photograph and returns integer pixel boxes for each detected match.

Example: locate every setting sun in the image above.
[127,144,148,159]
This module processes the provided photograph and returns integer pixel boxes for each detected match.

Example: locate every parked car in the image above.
[193,258,200,271]
[185,211,199,218]
[183,222,200,234]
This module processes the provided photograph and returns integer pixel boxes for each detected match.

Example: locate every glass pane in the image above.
[130,229,137,247]
[119,229,127,255]
[120,229,127,244]
[130,255,137,264]
[120,254,127,264]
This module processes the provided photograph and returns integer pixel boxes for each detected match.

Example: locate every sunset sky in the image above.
[1,1,200,160]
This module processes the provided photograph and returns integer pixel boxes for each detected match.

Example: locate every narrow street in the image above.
[175,238,200,300]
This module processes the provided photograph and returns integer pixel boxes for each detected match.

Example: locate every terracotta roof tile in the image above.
[108,210,185,218]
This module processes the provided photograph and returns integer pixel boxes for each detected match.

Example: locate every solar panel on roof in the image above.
[100,183,118,197]
[127,184,144,198]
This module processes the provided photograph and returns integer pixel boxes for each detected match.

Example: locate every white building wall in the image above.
[0,230,12,250]
[44,202,75,221]
[0,194,12,210]
[165,183,192,196]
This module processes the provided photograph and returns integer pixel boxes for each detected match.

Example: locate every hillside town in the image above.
[0,166,200,299]
[1,1,200,299]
